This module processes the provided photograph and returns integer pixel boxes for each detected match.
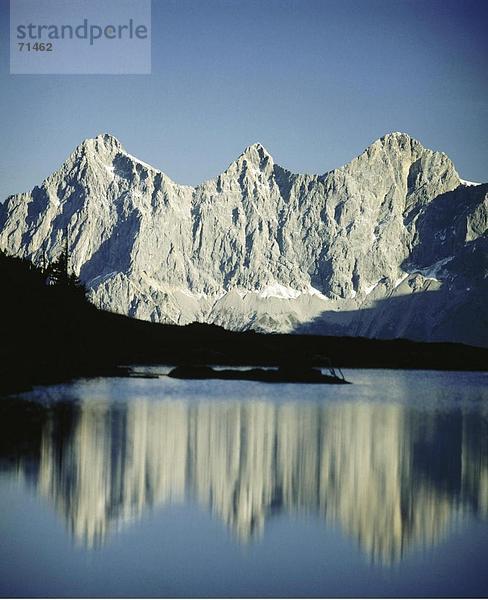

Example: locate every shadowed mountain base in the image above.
[1,252,487,394]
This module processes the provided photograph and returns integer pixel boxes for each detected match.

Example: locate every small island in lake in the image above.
[167,364,350,384]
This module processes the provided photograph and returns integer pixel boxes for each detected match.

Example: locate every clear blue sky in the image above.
[1,0,487,201]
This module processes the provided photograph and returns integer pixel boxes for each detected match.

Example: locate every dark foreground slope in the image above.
[1,252,487,393]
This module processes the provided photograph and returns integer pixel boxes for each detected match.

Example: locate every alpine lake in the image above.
[1,368,487,598]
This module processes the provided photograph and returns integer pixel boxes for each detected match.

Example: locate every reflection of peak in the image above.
[18,399,488,562]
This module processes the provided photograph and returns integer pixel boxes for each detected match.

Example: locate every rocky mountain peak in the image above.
[361,131,416,158]
[73,133,123,158]
[380,131,413,144]
[62,134,126,178]
[242,142,272,159]
[233,142,274,170]
[0,133,485,347]
[364,131,452,165]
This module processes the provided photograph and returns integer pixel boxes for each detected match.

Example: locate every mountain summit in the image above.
[0,134,486,346]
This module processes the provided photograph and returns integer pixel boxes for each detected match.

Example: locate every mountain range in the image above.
[0,132,486,346]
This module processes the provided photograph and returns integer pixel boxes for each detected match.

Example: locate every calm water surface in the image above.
[0,368,487,597]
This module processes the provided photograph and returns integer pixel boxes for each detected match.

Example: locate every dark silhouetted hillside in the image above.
[1,251,487,393]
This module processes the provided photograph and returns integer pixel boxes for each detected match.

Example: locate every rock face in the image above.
[0,132,486,346]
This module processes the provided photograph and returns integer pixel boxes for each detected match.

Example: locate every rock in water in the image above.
[0,132,486,346]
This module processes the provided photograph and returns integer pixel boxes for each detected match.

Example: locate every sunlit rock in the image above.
[0,132,486,345]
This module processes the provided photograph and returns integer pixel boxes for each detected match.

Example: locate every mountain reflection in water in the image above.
[1,393,487,565]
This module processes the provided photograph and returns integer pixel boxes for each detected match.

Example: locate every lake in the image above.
[1,368,487,598]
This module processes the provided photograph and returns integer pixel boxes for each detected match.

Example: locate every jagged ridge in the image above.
[0,132,486,346]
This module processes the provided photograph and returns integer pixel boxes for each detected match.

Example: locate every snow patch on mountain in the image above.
[460,178,481,187]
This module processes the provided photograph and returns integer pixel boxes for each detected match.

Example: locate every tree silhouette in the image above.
[45,251,68,286]
[44,229,85,296]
